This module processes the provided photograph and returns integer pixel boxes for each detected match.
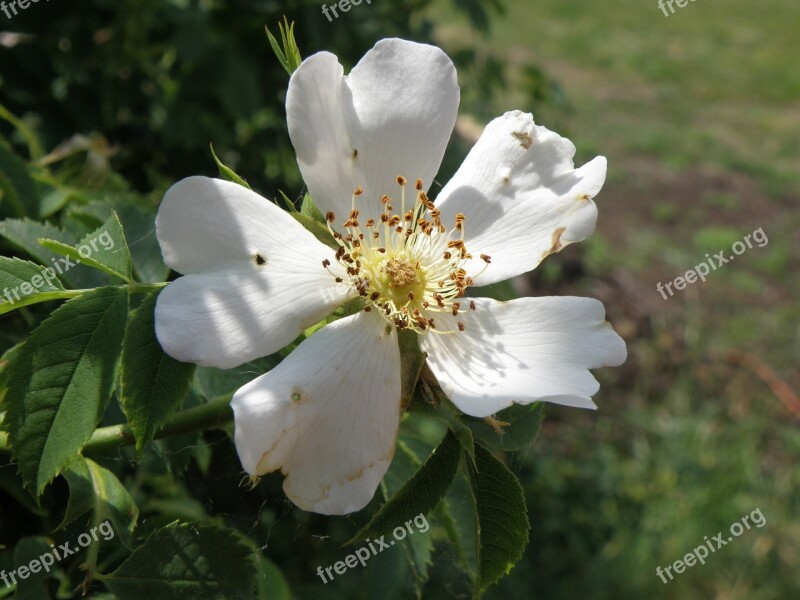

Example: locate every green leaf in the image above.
[468,444,530,591]
[277,189,298,213]
[112,200,169,283]
[349,431,462,543]
[467,402,544,452]
[61,196,169,283]
[35,180,73,218]
[265,18,302,76]
[256,557,291,600]
[191,355,279,402]
[440,472,479,585]
[0,137,39,219]
[209,143,250,189]
[380,439,435,587]
[12,536,54,600]
[299,193,324,222]
[0,103,44,161]
[0,342,24,405]
[0,256,65,315]
[5,288,129,494]
[38,212,132,282]
[409,385,476,466]
[102,521,259,600]
[0,218,103,288]
[121,291,196,451]
[0,289,87,316]
[291,212,338,249]
[0,218,74,264]
[60,457,139,544]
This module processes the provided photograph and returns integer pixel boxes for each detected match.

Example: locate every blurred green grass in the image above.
[426,1,800,598]
[429,0,800,196]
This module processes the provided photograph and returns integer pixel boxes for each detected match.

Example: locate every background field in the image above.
[428,1,799,598]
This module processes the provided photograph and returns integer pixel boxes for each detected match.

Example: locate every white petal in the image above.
[156,176,334,274]
[420,297,626,418]
[286,38,459,224]
[155,176,352,368]
[155,267,350,369]
[231,311,401,515]
[436,111,606,286]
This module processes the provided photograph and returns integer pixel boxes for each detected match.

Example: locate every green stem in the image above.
[0,394,233,455]
[0,289,94,316]
[126,282,168,295]
[84,393,233,455]
[0,282,167,316]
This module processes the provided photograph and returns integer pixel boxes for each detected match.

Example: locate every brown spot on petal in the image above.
[542,226,567,259]
[512,130,533,149]
[254,253,267,267]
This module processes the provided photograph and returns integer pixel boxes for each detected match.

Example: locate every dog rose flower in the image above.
[154,39,626,514]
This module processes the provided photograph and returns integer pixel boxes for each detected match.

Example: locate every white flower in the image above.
[154,39,627,515]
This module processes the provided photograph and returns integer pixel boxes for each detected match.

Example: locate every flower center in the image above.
[386,258,417,288]
[322,176,491,334]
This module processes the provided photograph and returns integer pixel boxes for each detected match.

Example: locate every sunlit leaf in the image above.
[5,288,128,494]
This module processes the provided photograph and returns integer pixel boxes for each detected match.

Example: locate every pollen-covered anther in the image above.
[354,186,364,196]
[396,175,407,186]
[480,254,492,264]
[386,258,417,288]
